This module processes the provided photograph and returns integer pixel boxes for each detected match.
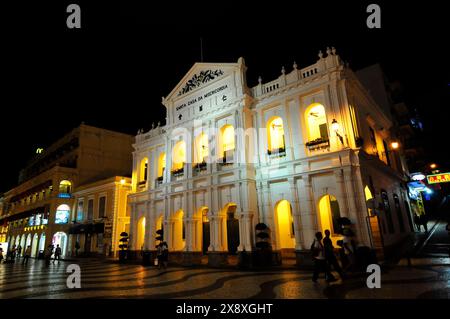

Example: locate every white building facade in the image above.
[128,48,413,266]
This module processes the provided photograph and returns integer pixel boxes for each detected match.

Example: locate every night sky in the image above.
[1,1,449,193]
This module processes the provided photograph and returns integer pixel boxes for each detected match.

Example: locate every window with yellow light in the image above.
[267,117,286,153]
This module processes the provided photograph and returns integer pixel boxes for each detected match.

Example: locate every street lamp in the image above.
[430,163,437,169]
[391,141,400,150]
[331,119,344,144]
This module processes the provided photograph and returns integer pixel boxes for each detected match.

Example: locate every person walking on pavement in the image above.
[414,214,422,232]
[157,241,169,269]
[53,244,62,263]
[420,214,428,233]
[22,245,31,265]
[75,241,80,257]
[342,228,356,272]
[17,245,22,259]
[311,232,336,283]
[0,245,3,263]
[11,245,17,262]
[323,229,344,279]
[44,244,53,266]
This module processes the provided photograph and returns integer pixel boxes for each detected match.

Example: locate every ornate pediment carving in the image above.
[177,69,224,96]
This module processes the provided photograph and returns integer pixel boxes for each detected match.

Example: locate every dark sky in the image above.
[1,1,449,193]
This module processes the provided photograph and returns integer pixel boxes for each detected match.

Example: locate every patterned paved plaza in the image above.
[1,222,449,299]
[0,256,449,299]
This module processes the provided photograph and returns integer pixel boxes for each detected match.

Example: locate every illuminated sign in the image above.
[427,173,450,184]
[411,173,426,181]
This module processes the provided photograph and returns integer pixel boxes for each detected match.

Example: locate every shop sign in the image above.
[427,173,450,184]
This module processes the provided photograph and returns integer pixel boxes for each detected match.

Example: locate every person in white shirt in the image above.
[311,232,335,283]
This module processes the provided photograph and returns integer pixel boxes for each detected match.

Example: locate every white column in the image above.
[262,183,277,250]
[289,178,304,250]
[334,169,350,219]
[129,202,137,250]
[299,176,317,247]
[238,212,253,251]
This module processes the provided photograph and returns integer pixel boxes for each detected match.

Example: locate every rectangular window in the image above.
[87,199,94,221]
[99,196,106,218]
[77,200,84,221]
[381,191,395,234]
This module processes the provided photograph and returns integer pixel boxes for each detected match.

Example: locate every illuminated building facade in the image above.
[128,48,414,265]
[68,176,132,257]
[0,124,133,258]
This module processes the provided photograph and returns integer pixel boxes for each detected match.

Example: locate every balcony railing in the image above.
[193,161,208,175]
[305,138,330,151]
[171,167,185,178]
[267,147,286,158]
[138,180,147,188]
[155,176,163,187]
[218,150,234,166]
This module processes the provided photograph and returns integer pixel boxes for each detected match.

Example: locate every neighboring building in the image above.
[68,176,131,257]
[128,47,413,266]
[1,124,133,258]
[0,195,7,244]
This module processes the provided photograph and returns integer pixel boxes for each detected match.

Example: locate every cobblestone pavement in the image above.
[1,223,449,299]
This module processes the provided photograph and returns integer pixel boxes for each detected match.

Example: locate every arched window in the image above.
[194,132,209,164]
[305,103,329,142]
[59,180,72,194]
[55,204,71,224]
[219,124,235,162]
[139,158,148,183]
[364,186,374,216]
[157,152,166,178]
[267,117,286,155]
[136,216,146,250]
[318,195,342,235]
[173,210,185,250]
[275,200,295,249]
[172,141,186,172]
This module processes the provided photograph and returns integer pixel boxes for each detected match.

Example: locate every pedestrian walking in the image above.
[420,214,428,232]
[0,245,3,263]
[414,214,422,232]
[11,245,17,262]
[75,241,80,257]
[157,241,169,269]
[342,228,356,272]
[323,229,344,279]
[17,245,22,258]
[53,244,62,263]
[44,244,53,266]
[311,232,336,283]
[22,245,31,265]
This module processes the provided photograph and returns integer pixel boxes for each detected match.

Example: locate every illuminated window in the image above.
[87,199,94,221]
[194,133,209,164]
[275,200,295,249]
[139,158,148,183]
[318,195,342,235]
[172,141,186,171]
[349,104,360,138]
[77,200,83,221]
[267,117,286,153]
[219,124,235,162]
[158,152,166,178]
[305,103,328,141]
[136,216,146,250]
[55,204,71,224]
[59,180,72,194]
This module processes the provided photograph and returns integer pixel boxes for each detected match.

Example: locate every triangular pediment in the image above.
[164,60,244,103]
